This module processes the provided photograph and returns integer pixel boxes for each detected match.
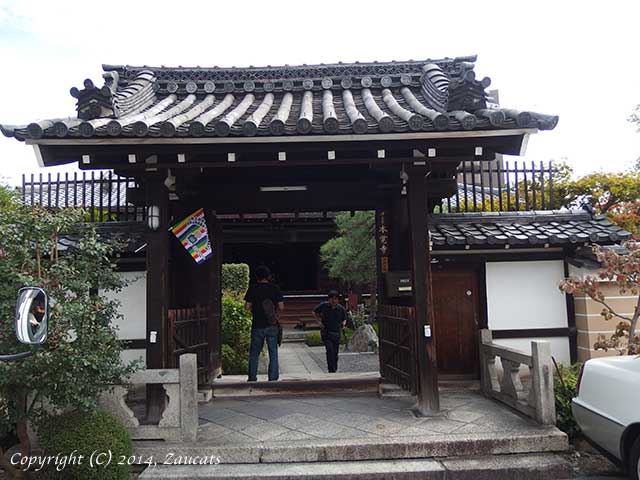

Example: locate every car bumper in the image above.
[572,399,624,460]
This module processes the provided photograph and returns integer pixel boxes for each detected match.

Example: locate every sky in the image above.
[0,0,638,186]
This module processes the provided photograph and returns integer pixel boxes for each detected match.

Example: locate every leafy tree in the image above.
[561,171,640,214]
[320,211,376,290]
[559,241,640,355]
[0,189,138,479]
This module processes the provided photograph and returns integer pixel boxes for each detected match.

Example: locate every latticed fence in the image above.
[21,160,558,218]
[378,304,416,393]
[21,171,146,222]
[167,306,211,385]
[436,160,557,213]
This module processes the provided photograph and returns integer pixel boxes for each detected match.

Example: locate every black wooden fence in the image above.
[437,160,557,213]
[21,160,557,218]
[21,171,145,222]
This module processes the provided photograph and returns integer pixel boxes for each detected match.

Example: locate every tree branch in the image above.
[589,296,633,323]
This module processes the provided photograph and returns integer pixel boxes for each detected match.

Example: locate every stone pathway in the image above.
[307,345,379,373]
[197,389,549,445]
[278,342,324,376]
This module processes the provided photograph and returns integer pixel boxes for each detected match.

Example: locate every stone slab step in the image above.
[212,376,380,397]
[133,429,569,465]
[139,453,572,479]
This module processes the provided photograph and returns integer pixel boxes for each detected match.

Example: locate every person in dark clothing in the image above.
[313,290,347,373]
[244,265,284,381]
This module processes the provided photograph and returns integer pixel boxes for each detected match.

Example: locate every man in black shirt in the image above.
[244,266,284,381]
[313,290,347,373]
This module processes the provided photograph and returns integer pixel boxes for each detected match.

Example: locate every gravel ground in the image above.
[308,345,379,373]
[563,437,628,479]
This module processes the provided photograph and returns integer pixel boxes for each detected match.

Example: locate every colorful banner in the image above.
[170,208,213,264]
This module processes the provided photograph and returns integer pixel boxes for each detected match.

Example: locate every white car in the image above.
[572,356,640,480]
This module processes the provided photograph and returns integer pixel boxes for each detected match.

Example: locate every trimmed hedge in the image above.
[222,263,250,301]
[305,331,324,347]
[221,296,252,374]
[38,410,132,480]
[305,329,354,347]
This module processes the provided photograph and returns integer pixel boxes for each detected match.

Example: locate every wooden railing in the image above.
[168,306,211,385]
[479,329,556,425]
[98,354,198,441]
[437,160,557,213]
[21,171,145,222]
[378,305,416,393]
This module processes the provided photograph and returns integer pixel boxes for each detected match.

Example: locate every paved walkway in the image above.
[278,342,324,376]
[197,389,550,445]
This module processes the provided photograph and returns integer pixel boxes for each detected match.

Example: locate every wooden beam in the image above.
[145,175,170,422]
[206,209,223,379]
[407,169,439,416]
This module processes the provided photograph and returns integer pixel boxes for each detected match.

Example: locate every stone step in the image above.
[134,429,568,466]
[212,375,380,397]
[138,453,572,479]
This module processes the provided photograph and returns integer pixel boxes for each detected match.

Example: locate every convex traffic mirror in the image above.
[15,287,48,345]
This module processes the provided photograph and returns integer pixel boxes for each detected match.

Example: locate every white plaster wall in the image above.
[486,260,570,364]
[486,260,568,330]
[102,271,147,340]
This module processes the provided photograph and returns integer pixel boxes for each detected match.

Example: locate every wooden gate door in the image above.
[378,304,417,393]
[431,268,481,376]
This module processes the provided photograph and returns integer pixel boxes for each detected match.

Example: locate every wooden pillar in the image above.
[145,175,170,422]
[375,208,391,305]
[206,209,223,379]
[407,169,440,416]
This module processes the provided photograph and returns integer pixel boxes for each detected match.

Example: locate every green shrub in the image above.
[222,263,250,301]
[305,331,323,347]
[221,296,252,374]
[38,410,132,480]
[554,362,582,439]
[342,327,354,345]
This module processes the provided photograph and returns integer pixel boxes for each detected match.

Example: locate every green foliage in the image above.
[221,263,250,301]
[320,212,376,288]
[562,171,640,214]
[221,296,252,374]
[305,331,323,347]
[554,363,582,440]
[304,329,353,347]
[38,410,132,479]
[0,186,138,456]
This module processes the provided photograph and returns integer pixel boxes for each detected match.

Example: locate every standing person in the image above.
[244,265,284,382]
[313,290,347,373]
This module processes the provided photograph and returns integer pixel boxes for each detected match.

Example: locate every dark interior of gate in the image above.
[156,130,526,404]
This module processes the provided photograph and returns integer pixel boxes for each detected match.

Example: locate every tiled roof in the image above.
[429,211,632,248]
[1,56,558,141]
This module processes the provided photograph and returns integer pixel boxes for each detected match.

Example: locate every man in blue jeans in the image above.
[244,266,284,381]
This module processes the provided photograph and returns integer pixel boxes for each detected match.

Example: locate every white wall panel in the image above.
[486,260,568,330]
[102,271,147,340]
